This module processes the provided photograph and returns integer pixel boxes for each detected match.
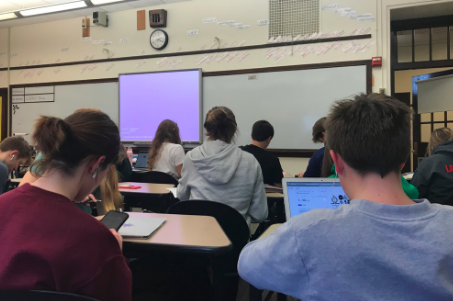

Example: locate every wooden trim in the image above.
[393,59,453,71]
[267,149,316,158]
[448,26,451,61]
[9,77,118,89]
[0,88,7,140]
[0,68,7,72]
[429,28,432,62]
[392,15,453,32]
[8,34,372,71]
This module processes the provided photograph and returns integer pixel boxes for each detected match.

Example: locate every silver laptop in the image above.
[119,214,166,238]
[283,178,349,220]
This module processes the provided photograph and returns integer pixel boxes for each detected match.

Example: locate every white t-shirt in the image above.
[152,142,185,179]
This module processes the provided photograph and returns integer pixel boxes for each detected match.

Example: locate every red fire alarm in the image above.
[372,57,382,67]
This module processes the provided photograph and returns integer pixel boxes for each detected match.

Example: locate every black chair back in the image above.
[0,290,100,301]
[131,171,179,186]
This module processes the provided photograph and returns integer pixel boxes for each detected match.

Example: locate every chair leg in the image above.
[249,285,263,301]
[276,293,287,301]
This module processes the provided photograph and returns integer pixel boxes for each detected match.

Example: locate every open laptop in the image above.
[282,178,349,220]
[119,215,166,238]
[134,152,149,169]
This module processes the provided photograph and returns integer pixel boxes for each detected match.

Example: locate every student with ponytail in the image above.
[177,106,267,226]
[0,111,132,301]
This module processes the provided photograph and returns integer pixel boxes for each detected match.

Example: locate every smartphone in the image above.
[100,211,129,231]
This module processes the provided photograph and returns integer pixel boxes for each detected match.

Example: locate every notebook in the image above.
[134,152,149,169]
[119,215,166,238]
[283,178,349,220]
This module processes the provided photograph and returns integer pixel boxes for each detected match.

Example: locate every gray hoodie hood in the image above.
[188,140,242,185]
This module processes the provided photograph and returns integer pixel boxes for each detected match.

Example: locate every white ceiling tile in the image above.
[0,0,193,27]
[71,7,106,17]
[100,3,134,13]
[0,3,22,14]
[162,0,190,3]
[127,0,163,9]
[42,0,81,4]
[6,0,47,8]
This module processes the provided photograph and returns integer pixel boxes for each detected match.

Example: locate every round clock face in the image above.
[150,29,168,50]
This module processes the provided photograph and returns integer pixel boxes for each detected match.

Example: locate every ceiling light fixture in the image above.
[20,1,87,17]
[90,0,126,4]
[0,13,17,21]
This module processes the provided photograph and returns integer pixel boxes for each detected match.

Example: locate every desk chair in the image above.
[124,171,178,212]
[131,171,179,186]
[0,290,100,301]
[169,200,250,301]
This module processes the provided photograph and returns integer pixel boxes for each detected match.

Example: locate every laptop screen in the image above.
[135,152,148,168]
[285,181,349,218]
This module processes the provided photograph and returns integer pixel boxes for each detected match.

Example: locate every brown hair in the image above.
[147,119,181,169]
[426,127,453,156]
[98,164,123,213]
[204,106,237,144]
[0,136,32,160]
[31,110,120,176]
[321,144,334,177]
[325,93,412,177]
[312,117,327,143]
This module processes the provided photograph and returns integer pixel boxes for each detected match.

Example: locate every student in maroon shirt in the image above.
[0,110,132,301]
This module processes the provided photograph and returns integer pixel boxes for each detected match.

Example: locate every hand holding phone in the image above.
[100,210,129,231]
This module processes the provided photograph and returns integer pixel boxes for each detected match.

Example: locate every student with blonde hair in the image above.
[0,110,132,300]
[147,119,185,179]
[177,106,267,225]
[412,127,453,205]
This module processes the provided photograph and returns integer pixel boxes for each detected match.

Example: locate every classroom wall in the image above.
[0,28,8,88]
[2,0,378,87]
[1,0,452,170]
[1,0,451,89]
[280,157,310,177]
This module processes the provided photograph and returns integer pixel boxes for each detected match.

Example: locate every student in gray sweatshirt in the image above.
[177,106,268,226]
[0,136,32,194]
[238,93,453,301]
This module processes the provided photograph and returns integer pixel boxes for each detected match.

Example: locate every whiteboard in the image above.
[11,64,367,149]
[204,65,367,149]
[12,82,118,144]
[417,74,453,114]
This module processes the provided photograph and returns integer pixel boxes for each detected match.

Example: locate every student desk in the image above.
[97,212,232,301]
[96,212,231,255]
[118,182,175,212]
[259,223,282,239]
[8,178,22,190]
[118,182,174,196]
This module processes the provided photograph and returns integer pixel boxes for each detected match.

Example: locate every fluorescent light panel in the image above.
[90,0,126,4]
[0,13,17,21]
[20,1,87,17]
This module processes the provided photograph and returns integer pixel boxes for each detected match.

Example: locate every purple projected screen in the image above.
[119,69,201,142]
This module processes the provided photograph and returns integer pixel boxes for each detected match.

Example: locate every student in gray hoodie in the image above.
[177,106,268,226]
[239,94,453,301]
